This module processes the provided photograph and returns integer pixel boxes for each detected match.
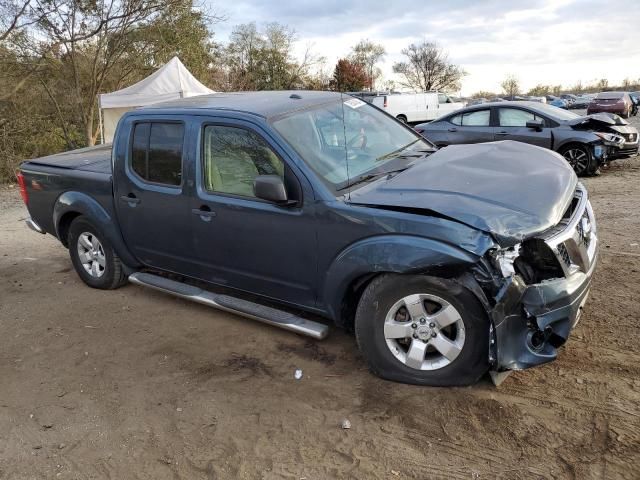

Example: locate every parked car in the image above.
[587,91,634,118]
[370,92,464,123]
[414,101,634,175]
[546,96,568,109]
[560,94,578,105]
[568,96,592,110]
[18,91,598,386]
[628,92,639,116]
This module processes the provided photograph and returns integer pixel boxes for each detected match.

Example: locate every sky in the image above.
[210,0,640,96]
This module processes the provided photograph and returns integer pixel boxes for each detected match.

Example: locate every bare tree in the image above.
[349,39,385,90]
[501,74,520,97]
[33,0,192,145]
[392,40,465,92]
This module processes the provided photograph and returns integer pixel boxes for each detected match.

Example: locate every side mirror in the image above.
[254,175,290,204]
[526,119,544,131]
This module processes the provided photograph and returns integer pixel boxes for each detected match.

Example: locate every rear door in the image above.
[189,117,318,308]
[445,108,495,144]
[114,117,193,272]
[495,107,552,148]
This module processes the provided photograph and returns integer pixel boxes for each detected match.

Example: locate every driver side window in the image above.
[203,125,284,198]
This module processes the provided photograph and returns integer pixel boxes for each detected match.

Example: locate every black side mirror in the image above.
[254,175,290,204]
[526,119,544,131]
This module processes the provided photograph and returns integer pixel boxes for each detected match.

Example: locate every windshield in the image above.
[533,103,580,120]
[271,98,434,191]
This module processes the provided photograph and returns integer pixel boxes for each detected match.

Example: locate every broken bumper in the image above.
[491,185,598,371]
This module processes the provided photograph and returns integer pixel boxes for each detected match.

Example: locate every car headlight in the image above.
[594,132,625,145]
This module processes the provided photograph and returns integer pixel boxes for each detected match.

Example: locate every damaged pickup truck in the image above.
[18,91,598,386]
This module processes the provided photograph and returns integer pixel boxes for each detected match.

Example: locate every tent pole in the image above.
[98,96,104,144]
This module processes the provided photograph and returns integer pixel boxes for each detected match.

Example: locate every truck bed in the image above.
[25,144,113,174]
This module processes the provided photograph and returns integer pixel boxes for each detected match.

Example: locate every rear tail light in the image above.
[16,171,28,205]
[383,96,387,108]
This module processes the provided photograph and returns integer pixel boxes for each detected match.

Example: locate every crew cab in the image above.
[18,91,598,386]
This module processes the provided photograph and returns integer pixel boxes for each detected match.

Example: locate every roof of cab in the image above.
[139,90,344,119]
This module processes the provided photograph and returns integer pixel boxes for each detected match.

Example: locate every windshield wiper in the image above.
[376,139,421,162]
[337,167,409,191]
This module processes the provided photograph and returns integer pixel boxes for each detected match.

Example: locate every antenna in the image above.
[339,91,351,200]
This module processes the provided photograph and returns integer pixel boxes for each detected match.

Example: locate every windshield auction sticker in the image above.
[344,98,366,109]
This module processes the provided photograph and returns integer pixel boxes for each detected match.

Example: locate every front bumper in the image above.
[491,185,598,371]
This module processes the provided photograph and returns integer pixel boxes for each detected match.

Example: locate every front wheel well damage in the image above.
[338,267,492,334]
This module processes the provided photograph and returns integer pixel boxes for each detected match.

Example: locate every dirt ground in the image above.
[2,130,640,479]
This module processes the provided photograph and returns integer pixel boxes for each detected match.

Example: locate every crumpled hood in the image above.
[348,141,578,246]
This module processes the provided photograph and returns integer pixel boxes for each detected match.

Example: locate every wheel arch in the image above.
[322,235,483,329]
[53,191,140,268]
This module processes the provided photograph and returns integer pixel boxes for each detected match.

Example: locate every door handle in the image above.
[495,131,508,136]
[448,127,458,132]
[192,207,216,222]
[120,195,141,206]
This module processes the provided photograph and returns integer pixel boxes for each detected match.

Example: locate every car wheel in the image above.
[560,144,595,176]
[396,115,407,124]
[354,274,489,386]
[68,216,128,290]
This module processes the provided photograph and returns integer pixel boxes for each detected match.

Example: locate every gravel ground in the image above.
[1,117,639,479]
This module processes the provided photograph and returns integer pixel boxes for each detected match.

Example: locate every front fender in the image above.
[53,191,140,268]
[322,235,484,323]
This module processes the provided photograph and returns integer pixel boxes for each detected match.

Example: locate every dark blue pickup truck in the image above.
[17,91,598,386]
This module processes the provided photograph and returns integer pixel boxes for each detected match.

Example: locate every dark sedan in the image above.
[414,101,637,175]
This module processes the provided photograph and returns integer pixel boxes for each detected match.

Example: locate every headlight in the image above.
[594,132,625,145]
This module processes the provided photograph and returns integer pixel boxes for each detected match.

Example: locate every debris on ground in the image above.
[341,419,351,429]
[294,369,303,380]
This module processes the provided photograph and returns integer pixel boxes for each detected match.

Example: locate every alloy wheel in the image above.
[563,148,589,173]
[77,232,106,278]
[383,293,466,371]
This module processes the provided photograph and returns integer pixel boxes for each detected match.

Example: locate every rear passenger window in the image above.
[131,122,184,186]
[450,110,490,126]
[498,108,543,127]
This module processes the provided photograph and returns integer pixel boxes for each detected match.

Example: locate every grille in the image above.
[556,244,572,267]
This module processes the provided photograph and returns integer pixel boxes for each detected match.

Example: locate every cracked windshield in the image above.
[272,98,433,190]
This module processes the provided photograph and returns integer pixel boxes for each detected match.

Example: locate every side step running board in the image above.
[128,272,329,340]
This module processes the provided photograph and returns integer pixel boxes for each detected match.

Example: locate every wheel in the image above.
[560,144,595,176]
[354,274,489,386]
[68,216,127,289]
[396,115,407,124]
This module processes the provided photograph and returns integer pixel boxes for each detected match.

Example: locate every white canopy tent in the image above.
[98,57,214,143]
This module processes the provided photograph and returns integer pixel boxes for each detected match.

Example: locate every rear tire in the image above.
[354,274,489,386]
[396,115,407,124]
[68,216,128,290]
[560,144,596,176]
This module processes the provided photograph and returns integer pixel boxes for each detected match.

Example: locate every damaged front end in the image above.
[478,183,598,372]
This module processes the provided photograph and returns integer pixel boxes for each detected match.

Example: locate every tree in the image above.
[331,59,368,92]
[223,22,318,91]
[501,75,520,97]
[596,78,609,90]
[349,39,385,90]
[471,90,496,99]
[527,84,551,96]
[392,40,466,92]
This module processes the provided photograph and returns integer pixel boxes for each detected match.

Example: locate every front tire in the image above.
[354,274,489,386]
[396,115,407,124]
[68,216,127,290]
[560,144,596,176]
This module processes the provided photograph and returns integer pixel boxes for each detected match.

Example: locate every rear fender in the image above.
[53,191,140,268]
[322,235,483,325]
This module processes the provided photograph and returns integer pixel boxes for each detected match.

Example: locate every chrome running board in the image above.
[128,272,329,340]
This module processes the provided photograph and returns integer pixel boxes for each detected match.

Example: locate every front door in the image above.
[494,107,553,148]
[114,118,193,272]
[189,119,318,308]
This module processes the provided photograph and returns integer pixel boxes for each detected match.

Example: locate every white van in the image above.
[370,92,464,123]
